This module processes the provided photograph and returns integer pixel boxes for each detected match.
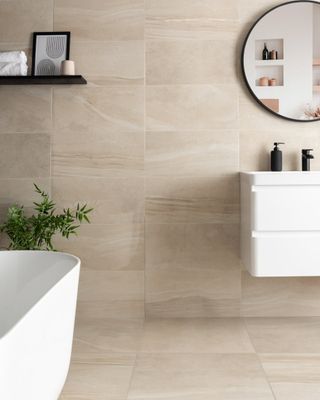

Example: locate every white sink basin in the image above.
[241,171,320,277]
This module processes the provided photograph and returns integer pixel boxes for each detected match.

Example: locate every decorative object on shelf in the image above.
[31,32,70,76]
[259,76,269,86]
[270,50,277,60]
[304,104,320,119]
[262,42,269,60]
[0,51,28,76]
[269,78,277,86]
[61,60,75,75]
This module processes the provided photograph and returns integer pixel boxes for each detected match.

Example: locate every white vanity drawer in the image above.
[253,185,320,231]
[252,233,320,277]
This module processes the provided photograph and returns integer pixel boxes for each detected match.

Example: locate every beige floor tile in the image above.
[147,40,237,85]
[146,130,239,177]
[72,41,144,86]
[55,0,144,41]
[245,318,320,353]
[0,134,50,178]
[52,177,144,224]
[60,362,132,400]
[0,87,52,133]
[241,272,320,317]
[71,318,143,364]
[128,353,274,400]
[146,85,239,131]
[140,318,254,353]
[54,224,144,271]
[260,354,320,400]
[146,175,239,224]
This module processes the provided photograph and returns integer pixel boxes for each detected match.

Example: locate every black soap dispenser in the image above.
[271,142,284,171]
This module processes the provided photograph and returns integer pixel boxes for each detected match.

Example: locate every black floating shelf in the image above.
[0,75,87,85]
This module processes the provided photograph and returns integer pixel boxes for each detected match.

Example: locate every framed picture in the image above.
[32,32,70,76]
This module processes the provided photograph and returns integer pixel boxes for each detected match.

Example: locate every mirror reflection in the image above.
[242,1,320,121]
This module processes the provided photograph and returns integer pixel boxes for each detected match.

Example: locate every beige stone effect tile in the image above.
[0,87,52,133]
[146,85,239,131]
[245,317,320,353]
[146,0,239,40]
[71,318,143,364]
[140,318,254,354]
[60,362,132,400]
[147,40,237,85]
[0,134,50,178]
[145,224,241,317]
[241,272,320,317]
[54,0,144,41]
[128,353,274,400]
[0,0,53,44]
[240,129,320,172]
[238,0,282,25]
[0,178,50,227]
[260,354,320,400]
[77,269,144,319]
[54,224,144,271]
[52,177,144,224]
[53,87,144,177]
[71,41,144,85]
[146,130,239,177]
[146,175,239,224]
[146,223,240,272]
[53,86,144,133]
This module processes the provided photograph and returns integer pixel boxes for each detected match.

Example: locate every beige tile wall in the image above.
[1,0,320,318]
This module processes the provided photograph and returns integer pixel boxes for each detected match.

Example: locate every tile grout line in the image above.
[243,318,277,400]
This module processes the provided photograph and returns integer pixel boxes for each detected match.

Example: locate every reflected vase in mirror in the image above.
[242,1,320,122]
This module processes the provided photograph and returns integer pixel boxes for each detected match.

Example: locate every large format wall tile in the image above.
[146,0,238,40]
[54,224,144,271]
[146,175,239,223]
[54,0,144,41]
[128,353,274,400]
[146,85,239,131]
[0,134,50,178]
[0,87,52,133]
[0,0,53,44]
[147,40,237,85]
[71,41,144,85]
[241,272,320,317]
[77,269,144,319]
[52,177,144,224]
[146,130,238,176]
[146,224,241,317]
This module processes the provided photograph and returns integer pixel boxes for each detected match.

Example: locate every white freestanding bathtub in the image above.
[0,251,80,400]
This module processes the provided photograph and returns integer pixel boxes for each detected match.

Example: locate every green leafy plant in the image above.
[0,184,93,251]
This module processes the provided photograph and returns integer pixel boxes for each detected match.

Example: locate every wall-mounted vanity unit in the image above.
[241,172,320,277]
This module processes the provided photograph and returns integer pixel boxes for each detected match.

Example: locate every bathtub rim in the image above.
[0,250,81,341]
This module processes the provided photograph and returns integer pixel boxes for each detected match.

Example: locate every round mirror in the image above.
[242,1,320,122]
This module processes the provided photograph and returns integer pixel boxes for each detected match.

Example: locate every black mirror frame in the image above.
[241,0,320,123]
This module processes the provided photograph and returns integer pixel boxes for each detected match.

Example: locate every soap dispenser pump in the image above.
[271,142,284,171]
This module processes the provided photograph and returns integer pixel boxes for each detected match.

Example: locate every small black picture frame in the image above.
[32,32,71,76]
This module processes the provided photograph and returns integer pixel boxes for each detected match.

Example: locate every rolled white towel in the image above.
[0,62,28,76]
[0,51,27,64]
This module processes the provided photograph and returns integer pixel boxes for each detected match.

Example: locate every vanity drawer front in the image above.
[253,185,320,231]
[253,234,320,277]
